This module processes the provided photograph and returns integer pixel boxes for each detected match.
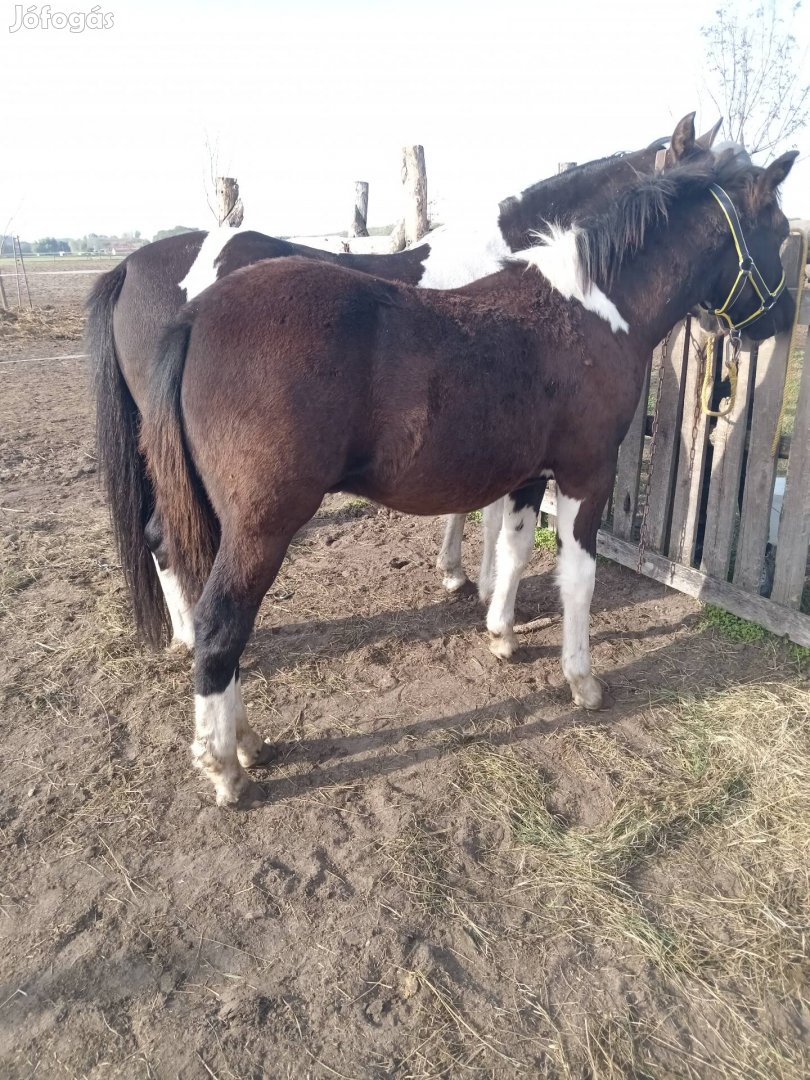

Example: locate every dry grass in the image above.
[0,305,85,343]
[450,682,810,1079]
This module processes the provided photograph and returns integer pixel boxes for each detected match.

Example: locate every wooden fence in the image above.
[542,224,810,646]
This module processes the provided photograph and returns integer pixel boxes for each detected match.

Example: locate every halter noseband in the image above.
[702,184,786,332]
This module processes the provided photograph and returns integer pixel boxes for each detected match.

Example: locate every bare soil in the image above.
[1,273,808,1079]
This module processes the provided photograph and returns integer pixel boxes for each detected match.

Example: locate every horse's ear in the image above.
[665,112,697,166]
[696,118,723,149]
[756,150,799,200]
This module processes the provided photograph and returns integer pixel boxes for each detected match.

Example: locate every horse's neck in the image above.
[498,160,630,251]
[607,222,720,350]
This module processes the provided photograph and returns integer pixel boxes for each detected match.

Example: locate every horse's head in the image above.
[699,150,798,342]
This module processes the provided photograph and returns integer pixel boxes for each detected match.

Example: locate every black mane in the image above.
[576,153,766,289]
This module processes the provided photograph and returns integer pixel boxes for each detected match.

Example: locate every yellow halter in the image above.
[702,184,787,332]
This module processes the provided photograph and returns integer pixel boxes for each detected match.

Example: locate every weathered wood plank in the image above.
[540,482,557,530]
[668,322,712,565]
[771,331,810,607]
[597,531,810,647]
[644,321,690,553]
[612,361,651,540]
[734,234,804,592]
[700,340,757,580]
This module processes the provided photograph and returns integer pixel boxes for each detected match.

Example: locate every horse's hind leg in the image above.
[555,480,611,710]
[436,514,468,592]
[191,529,295,806]
[485,483,545,659]
[144,510,196,649]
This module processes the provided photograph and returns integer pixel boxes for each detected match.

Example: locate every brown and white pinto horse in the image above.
[89,115,723,653]
[138,149,796,806]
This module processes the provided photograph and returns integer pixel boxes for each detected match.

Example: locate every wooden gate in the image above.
[543,224,810,647]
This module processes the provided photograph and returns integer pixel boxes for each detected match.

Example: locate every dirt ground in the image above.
[1,271,808,1079]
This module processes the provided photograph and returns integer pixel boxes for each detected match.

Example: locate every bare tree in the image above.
[203,133,222,222]
[702,0,810,159]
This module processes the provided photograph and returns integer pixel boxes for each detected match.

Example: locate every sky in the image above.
[2,0,809,241]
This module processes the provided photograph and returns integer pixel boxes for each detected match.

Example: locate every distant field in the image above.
[0,256,119,316]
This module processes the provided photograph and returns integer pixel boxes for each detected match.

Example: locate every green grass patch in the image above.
[534,526,557,551]
[465,513,557,554]
[699,604,769,644]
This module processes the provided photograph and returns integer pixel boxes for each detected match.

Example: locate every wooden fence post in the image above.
[402,145,428,246]
[216,177,244,227]
[734,232,805,593]
[349,182,369,238]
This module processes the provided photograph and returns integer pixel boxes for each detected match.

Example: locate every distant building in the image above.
[110,241,147,256]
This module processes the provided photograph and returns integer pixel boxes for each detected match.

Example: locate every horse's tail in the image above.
[141,315,219,610]
[86,261,167,646]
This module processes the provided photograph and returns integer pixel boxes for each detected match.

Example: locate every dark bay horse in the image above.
[139,150,796,806]
[88,115,723,651]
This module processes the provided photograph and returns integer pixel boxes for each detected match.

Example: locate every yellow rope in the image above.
[770,227,809,457]
[701,335,738,418]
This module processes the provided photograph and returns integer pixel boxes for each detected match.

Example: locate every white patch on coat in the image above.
[152,555,195,648]
[417,207,511,288]
[517,226,629,334]
[180,223,251,300]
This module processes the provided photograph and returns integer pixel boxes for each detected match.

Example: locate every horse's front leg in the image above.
[436,513,468,592]
[485,482,546,659]
[555,478,612,709]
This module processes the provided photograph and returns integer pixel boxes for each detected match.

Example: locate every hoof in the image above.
[168,639,193,656]
[570,675,603,711]
[217,778,266,810]
[238,740,278,769]
[442,569,468,593]
[488,631,516,661]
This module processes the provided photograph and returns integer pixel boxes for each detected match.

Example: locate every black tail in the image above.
[141,316,219,610]
[86,262,168,645]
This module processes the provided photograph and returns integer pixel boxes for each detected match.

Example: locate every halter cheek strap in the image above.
[703,184,786,331]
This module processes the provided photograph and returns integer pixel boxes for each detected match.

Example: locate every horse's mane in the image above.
[575,152,766,290]
[514,151,638,203]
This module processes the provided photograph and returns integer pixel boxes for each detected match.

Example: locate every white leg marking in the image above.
[477,499,505,605]
[192,675,251,805]
[151,554,195,649]
[556,493,601,709]
[437,514,468,592]
[486,499,537,660]
[234,672,270,768]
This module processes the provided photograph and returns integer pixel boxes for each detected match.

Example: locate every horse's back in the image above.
[113,230,207,405]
